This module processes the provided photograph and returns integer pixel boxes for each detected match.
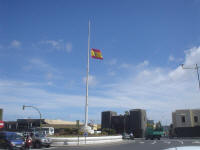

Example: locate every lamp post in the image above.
[181,64,200,90]
[22,105,42,130]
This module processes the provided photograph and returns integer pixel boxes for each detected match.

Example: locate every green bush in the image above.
[102,128,116,135]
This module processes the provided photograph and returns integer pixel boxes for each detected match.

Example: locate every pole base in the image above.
[81,126,94,134]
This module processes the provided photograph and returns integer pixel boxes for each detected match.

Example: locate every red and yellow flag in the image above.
[91,48,103,60]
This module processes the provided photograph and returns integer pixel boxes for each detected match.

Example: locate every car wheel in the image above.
[6,146,12,150]
[46,145,50,148]
[35,142,41,148]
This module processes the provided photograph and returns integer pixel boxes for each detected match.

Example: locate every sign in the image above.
[0,121,4,128]
[83,132,88,137]
[76,120,80,128]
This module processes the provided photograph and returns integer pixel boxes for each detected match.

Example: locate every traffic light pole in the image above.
[181,64,200,90]
[22,105,42,130]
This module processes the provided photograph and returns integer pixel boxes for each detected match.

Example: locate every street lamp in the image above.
[22,105,42,130]
[181,64,200,90]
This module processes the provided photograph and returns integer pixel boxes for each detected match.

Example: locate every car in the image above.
[31,133,51,148]
[0,131,25,150]
[122,132,134,140]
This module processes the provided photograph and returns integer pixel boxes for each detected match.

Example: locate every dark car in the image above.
[0,131,25,150]
[31,133,51,148]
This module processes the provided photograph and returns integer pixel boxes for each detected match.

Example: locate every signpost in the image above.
[83,132,88,144]
[76,120,80,145]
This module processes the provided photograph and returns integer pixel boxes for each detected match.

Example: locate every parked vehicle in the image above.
[0,131,25,150]
[122,132,134,140]
[31,133,51,148]
[31,127,54,135]
[145,127,164,140]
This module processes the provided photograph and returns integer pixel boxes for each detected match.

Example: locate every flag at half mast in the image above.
[91,48,103,60]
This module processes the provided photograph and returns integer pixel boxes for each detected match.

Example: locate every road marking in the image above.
[151,140,157,144]
[177,140,184,144]
[163,141,171,144]
[192,141,200,144]
[139,141,145,144]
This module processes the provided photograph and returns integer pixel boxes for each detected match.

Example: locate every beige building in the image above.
[43,119,84,128]
[172,109,200,128]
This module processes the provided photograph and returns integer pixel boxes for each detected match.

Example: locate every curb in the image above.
[50,136,123,146]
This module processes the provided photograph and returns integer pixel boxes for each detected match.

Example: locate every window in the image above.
[181,116,185,123]
[194,116,198,123]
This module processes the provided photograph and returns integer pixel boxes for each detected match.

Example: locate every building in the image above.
[4,119,84,131]
[111,115,125,133]
[129,109,147,137]
[101,109,147,138]
[172,109,200,137]
[101,111,117,129]
[172,109,200,128]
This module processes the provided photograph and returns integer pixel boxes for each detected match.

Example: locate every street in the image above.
[37,139,200,150]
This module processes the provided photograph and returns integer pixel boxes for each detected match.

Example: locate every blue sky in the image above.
[1,0,200,125]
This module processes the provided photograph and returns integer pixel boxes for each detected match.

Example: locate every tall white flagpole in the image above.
[85,20,90,129]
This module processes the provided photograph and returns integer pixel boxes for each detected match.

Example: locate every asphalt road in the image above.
[38,139,200,150]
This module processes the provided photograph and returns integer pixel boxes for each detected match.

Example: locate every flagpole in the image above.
[85,20,90,129]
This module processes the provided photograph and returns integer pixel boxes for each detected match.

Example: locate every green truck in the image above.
[145,126,164,140]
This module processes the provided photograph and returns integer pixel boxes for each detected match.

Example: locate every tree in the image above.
[124,111,130,116]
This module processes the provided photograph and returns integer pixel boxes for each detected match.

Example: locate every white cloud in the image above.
[40,40,72,53]
[43,40,61,49]
[23,58,62,81]
[46,72,53,80]
[108,59,117,66]
[65,42,72,53]
[184,46,200,66]
[29,58,58,73]
[47,81,53,86]
[137,60,149,68]
[119,63,132,69]
[168,55,183,63]
[108,71,116,76]
[169,55,175,62]
[10,40,21,48]
[2,46,200,124]
[0,79,85,120]
[82,75,98,87]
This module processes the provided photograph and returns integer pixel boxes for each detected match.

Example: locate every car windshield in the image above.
[7,133,23,140]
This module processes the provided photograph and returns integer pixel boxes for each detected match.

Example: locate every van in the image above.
[32,127,54,135]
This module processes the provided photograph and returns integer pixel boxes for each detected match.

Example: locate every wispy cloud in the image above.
[97,46,200,124]
[30,58,57,71]
[169,55,175,62]
[82,75,98,87]
[0,79,84,120]
[2,46,200,124]
[119,63,132,69]
[66,42,72,53]
[23,58,62,81]
[168,54,183,63]
[108,70,116,76]
[137,60,149,68]
[40,40,72,53]
[107,59,117,66]
[10,40,21,48]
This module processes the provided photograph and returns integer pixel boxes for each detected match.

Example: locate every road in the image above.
[38,139,200,150]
